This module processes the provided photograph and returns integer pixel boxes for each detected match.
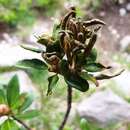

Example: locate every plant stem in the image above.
[12,116,31,130]
[58,86,72,130]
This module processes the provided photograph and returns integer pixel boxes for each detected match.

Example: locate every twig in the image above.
[12,116,31,130]
[58,86,72,130]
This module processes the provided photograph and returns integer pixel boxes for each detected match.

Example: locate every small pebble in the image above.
[120,35,130,51]
[119,8,127,16]
[99,11,106,17]
[126,3,130,11]
[118,0,126,4]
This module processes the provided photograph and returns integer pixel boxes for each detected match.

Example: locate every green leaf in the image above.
[19,93,34,112]
[7,75,20,108]
[76,52,86,66]
[20,44,43,53]
[76,48,97,66]
[95,69,124,80]
[37,34,51,46]
[60,60,89,92]
[47,74,59,95]
[1,119,19,130]
[52,20,61,38]
[15,110,39,120]
[84,63,111,72]
[15,59,48,70]
[65,74,89,92]
[0,88,6,104]
[80,72,99,86]
[80,118,90,130]
[86,48,97,63]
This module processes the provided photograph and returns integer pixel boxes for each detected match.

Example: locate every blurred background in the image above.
[0,0,130,130]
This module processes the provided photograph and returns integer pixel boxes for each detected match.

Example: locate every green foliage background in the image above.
[0,0,63,27]
[0,0,105,27]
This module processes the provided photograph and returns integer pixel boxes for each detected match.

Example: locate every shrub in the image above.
[0,75,39,129]
[0,6,123,130]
